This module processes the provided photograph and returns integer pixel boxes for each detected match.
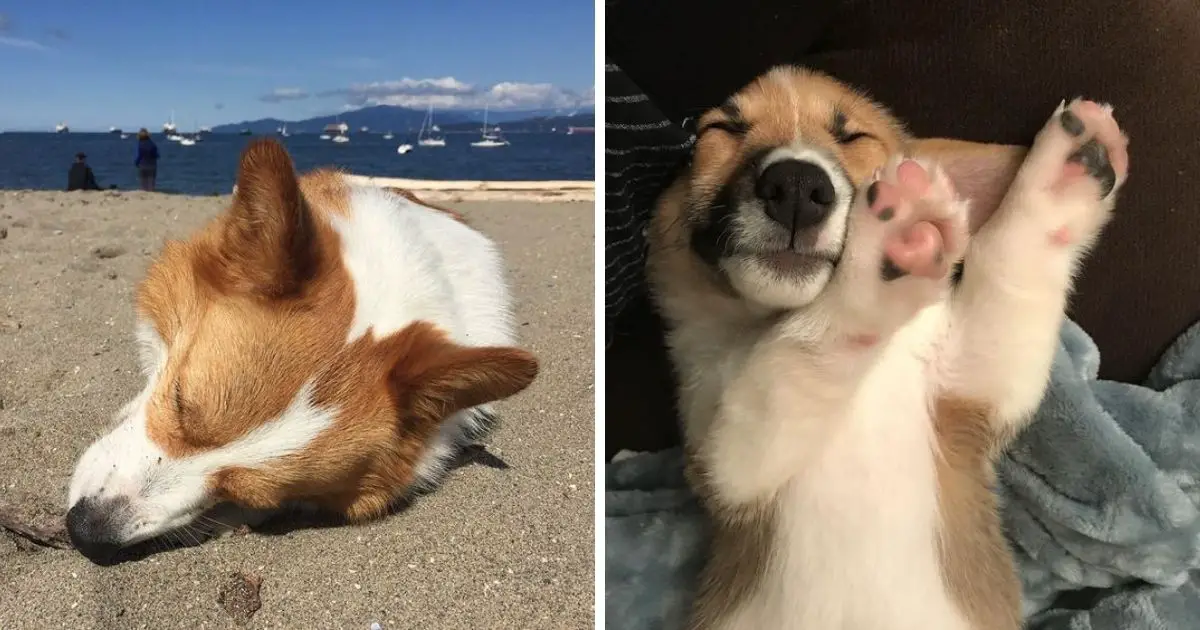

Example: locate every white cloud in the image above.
[322,76,593,110]
[260,87,310,103]
[0,35,48,51]
[485,82,586,109]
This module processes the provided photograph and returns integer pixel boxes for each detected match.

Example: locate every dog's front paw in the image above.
[839,157,968,330]
[1012,99,1129,247]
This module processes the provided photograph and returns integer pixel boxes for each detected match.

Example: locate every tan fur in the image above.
[649,67,1033,628]
[138,139,537,522]
[908,139,1027,232]
[933,398,1023,630]
[684,446,779,630]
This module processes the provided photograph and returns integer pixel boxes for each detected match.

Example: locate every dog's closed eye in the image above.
[836,130,872,144]
[831,110,873,144]
[700,119,750,136]
[698,102,750,137]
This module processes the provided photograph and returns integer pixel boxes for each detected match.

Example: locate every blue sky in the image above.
[0,1,594,131]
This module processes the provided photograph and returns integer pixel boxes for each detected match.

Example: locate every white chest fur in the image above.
[679,306,972,630]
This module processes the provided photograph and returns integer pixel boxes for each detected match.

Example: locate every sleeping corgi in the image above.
[65,139,538,563]
[646,66,1128,629]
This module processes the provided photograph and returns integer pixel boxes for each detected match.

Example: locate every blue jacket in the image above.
[135,139,159,168]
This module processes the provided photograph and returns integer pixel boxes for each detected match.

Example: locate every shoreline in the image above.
[2,176,596,203]
[343,174,594,203]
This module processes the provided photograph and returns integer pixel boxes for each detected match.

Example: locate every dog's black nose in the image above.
[66,498,124,564]
[755,160,837,232]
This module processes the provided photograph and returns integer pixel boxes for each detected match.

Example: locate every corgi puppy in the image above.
[65,139,539,563]
[646,66,1128,630]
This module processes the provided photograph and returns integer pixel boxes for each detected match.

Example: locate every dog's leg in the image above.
[944,99,1128,430]
[702,157,970,506]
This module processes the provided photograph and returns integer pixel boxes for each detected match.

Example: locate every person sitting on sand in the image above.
[134,129,159,192]
[66,152,103,191]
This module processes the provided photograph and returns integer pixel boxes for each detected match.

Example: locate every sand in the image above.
[0,190,595,629]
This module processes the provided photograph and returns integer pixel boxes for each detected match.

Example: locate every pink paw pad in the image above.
[863,160,958,281]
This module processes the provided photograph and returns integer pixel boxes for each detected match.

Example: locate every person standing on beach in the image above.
[134,129,159,192]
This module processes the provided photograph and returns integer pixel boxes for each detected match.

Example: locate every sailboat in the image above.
[55,122,70,133]
[179,120,201,146]
[470,104,509,148]
[321,118,348,140]
[163,110,177,134]
[418,105,447,147]
[279,123,290,137]
[382,130,394,140]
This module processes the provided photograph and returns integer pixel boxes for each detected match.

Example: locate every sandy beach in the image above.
[0,190,595,629]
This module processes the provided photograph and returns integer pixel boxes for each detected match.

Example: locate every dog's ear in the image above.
[909,139,1027,233]
[386,322,539,424]
[219,138,318,297]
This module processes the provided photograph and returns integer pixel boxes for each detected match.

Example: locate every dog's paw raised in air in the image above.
[1017,98,1129,247]
[840,157,968,331]
[865,158,967,283]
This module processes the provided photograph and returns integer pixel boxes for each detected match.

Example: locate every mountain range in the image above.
[211,105,595,134]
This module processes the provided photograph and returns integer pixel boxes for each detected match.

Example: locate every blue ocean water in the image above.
[0,131,595,195]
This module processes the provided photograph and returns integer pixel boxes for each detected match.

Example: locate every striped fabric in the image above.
[603,61,695,346]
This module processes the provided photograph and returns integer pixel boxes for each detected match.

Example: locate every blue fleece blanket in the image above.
[605,319,1200,629]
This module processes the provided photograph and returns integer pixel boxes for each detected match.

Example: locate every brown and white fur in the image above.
[65,139,539,563]
[646,66,1129,630]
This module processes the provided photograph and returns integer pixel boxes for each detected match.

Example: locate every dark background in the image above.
[605,0,1200,457]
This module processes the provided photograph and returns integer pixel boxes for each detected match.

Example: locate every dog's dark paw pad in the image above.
[1060,109,1086,137]
[881,259,907,281]
[866,181,881,207]
[1067,139,1117,197]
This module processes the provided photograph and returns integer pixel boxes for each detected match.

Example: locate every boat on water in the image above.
[55,122,69,133]
[279,124,290,137]
[163,110,177,133]
[166,133,184,142]
[382,130,394,140]
[359,126,369,133]
[332,134,350,144]
[238,129,252,136]
[120,134,129,139]
[396,143,413,154]
[108,126,122,135]
[180,122,203,145]
[322,121,349,139]
[418,104,447,147]
[199,125,212,133]
[470,105,509,148]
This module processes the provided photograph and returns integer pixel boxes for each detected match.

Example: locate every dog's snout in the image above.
[755,160,836,232]
[66,497,128,564]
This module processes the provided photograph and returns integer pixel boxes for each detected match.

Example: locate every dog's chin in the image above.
[721,250,837,311]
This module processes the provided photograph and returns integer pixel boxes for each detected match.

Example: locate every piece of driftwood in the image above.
[0,506,71,549]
